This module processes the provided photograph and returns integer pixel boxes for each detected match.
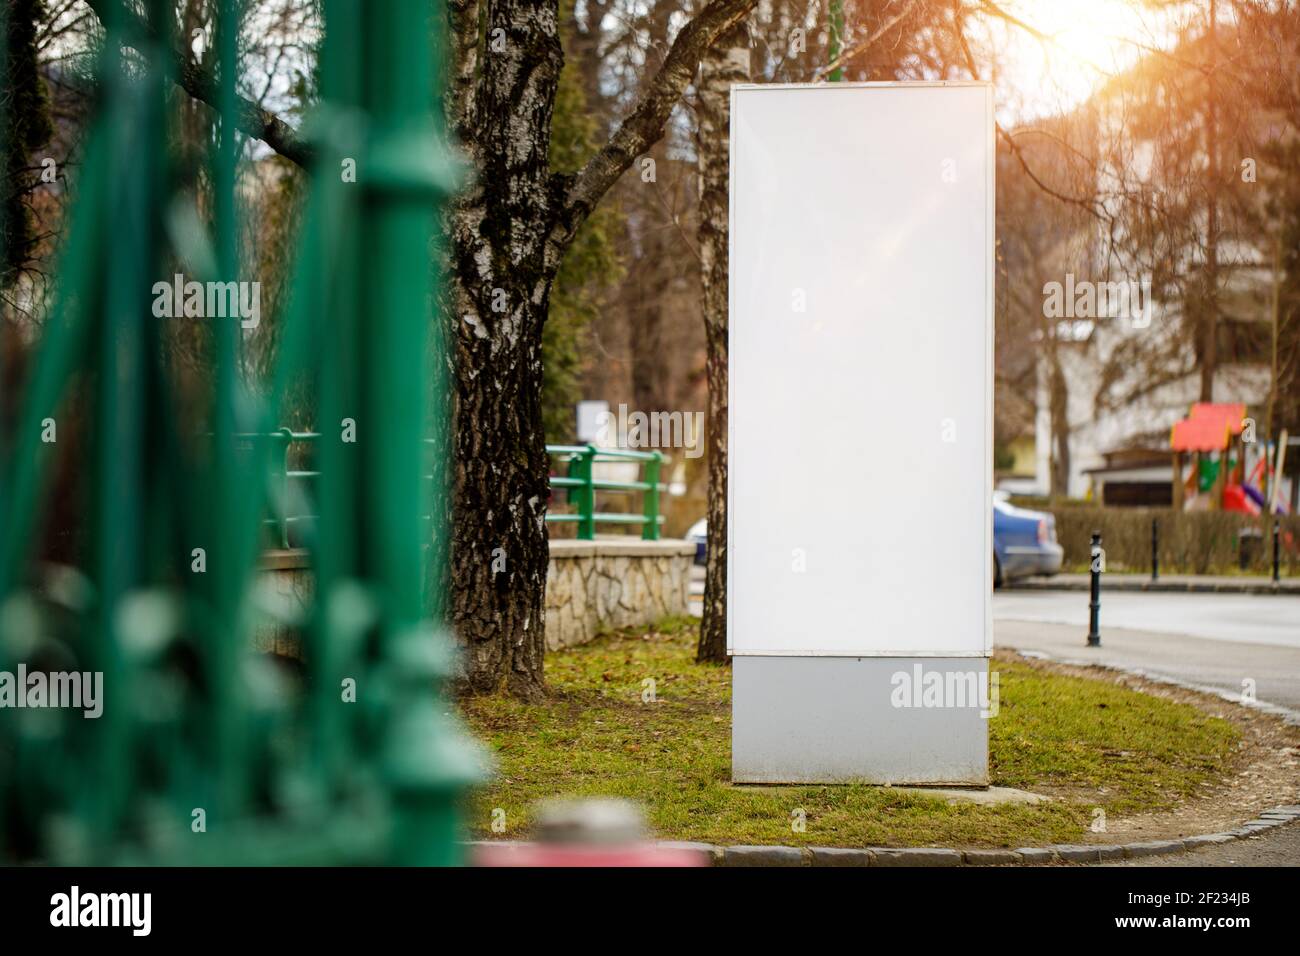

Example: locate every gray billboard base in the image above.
[732,656,991,786]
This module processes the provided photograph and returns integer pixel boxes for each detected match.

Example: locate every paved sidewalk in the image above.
[1007,573,1298,595]
[993,590,1300,649]
[994,619,1300,718]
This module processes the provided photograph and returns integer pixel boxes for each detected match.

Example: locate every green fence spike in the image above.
[0,0,480,866]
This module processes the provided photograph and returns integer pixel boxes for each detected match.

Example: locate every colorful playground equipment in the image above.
[1169,403,1290,515]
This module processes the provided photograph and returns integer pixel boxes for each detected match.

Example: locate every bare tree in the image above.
[437,0,760,697]
[694,18,747,663]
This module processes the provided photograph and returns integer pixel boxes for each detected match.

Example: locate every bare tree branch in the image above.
[84,0,313,167]
[546,0,757,273]
[814,0,918,81]
[949,0,1105,219]
[998,125,1104,218]
[974,0,1051,44]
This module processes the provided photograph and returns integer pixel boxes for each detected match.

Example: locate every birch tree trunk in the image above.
[695,21,748,663]
[445,0,757,693]
[442,0,564,699]
[1048,349,1071,497]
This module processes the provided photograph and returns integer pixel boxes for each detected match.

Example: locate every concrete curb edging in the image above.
[1005,575,1298,596]
[709,805,1300,866]
[466,806,1300,866]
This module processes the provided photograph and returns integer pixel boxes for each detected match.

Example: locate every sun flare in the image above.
[995,0,1169,115]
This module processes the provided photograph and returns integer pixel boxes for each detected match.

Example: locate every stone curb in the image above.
[1005,577,1298,596]
[466,805,1300,866]
[705,806,1300,866]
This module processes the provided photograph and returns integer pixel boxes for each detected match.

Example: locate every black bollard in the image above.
[1087,531,1102,647]
[1151,517,1159,582]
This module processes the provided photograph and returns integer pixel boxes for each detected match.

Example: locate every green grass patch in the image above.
[460,620,1239,848]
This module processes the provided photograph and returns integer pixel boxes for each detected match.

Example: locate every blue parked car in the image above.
[993,491,1062,587]
[687,518,707,566]
[689,495,1063,587]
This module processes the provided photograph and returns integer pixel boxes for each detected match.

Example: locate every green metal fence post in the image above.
[1,0,481,868]
[278,427,293,548]
[575,446,596,540]
[341,0,482,864]
[642,452,662,541]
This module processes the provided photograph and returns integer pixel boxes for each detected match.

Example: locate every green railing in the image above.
[252,436,666,547]
[0,0,480,866]
[238,429,322,550]
[547,445,665,541]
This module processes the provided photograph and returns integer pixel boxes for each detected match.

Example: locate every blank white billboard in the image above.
[728,83,993,657]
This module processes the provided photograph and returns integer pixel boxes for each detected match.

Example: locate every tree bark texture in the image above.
[695,20,748,664]
[448,0,756,692]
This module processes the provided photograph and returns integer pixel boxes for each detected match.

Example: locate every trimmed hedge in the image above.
[1010,501,1300,576]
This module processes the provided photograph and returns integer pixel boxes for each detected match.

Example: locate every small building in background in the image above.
[1083,448,1173,507]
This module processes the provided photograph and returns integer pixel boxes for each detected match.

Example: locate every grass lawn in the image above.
[460,618,1240,848]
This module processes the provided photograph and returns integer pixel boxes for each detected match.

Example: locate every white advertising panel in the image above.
[728,83,993,657]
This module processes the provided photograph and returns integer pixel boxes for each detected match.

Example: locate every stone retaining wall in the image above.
[544,539,696,650]
[254,539,696,654]
[253,549,313,657]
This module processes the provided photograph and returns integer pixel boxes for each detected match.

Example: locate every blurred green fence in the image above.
[259,437,669,548]
[0,0,480,865]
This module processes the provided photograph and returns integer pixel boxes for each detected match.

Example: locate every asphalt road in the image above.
[1102,822,1300,867]
[993,591,1300,718]
[993,590,1300,649]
